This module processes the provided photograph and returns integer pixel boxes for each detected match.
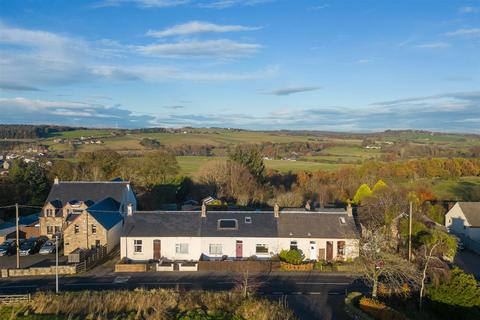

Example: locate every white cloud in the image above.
[459,6,479,14]
[415,42,450,48]
[146,21,260,37]
[445,28,480,36]
[197,0,274,9]
[137,39,262,58]
[95,0,189,8]
[262,86,322,96]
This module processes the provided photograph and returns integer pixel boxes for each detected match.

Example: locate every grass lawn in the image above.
[430,176,480,201]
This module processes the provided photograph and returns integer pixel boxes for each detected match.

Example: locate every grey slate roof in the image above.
[458,202,480,226]
[200,211,278,237]
[123,212,201,237]
[277,212,358,238]
[46,181,130,205]
[87,197,121,213]
[122,210,357,239]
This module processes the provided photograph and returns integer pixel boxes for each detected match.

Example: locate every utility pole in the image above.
[15,203,20,269]
[408,201,413,262]
[55,235,59,293]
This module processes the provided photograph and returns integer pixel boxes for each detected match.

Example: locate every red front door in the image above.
[153,240,161,260]
[236,241,243,259]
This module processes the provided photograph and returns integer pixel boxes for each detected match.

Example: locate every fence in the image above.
[198,260,280,272]
[0,294,31,305]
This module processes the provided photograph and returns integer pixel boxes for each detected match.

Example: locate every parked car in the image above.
[39,239,62,255]
[0,239,17,256]
[19,237,47,256]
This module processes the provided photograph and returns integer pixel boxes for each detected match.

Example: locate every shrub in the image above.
[359,297,407,320]
[278,249,304,265]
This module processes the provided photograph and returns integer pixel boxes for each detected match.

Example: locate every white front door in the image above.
[309,241,317,260]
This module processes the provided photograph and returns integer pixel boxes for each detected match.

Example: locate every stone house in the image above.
[40,178,136,254]
[63,198,124,255]
[446,202,480,253]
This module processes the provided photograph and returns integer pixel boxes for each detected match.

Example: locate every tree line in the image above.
[0,125,78,139]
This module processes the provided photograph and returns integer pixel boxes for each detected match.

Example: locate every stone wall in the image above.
[3,265,77,277]
[63,211,108,255]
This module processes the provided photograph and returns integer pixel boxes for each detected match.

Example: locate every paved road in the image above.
[454,249,480,280]
[0,272,367,320]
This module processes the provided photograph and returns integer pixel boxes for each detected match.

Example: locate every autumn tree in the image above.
[197,159,262,206]
[352,183,372,204]
[229,144,266,183]
[125,151,179,189]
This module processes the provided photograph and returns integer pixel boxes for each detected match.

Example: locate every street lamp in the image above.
[55,235,59,293]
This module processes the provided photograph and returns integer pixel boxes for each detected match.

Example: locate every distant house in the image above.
[446,202,480,251]
[0,214,40,243]
[40,178,137,255]
[121,205,359,263]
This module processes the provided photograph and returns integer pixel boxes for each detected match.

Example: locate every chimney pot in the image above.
[201,203,207,218]
[127,203,133,216]
[54,177,59,185]
[305,201,311,211]
[347,201,353,217]
[274,203,280,218]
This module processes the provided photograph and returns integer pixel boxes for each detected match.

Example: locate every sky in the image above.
[0,0,479,132]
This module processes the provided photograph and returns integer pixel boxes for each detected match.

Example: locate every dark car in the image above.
[0,239,17,256]
[19,237,47,256]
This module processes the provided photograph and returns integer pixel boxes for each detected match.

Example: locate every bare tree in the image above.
[358,230,420,298]
[234,270,263,298]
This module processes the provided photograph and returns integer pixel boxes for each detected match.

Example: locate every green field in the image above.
[430,176,480,201]
[176,156,345,175]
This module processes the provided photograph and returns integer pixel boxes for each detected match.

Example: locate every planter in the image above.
[115,263,147,272]
[280,261,314,271]
[179,262,198,272]
[156,263,174,272]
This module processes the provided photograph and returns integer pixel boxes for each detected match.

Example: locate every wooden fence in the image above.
[198,260,280,272]
[0,294,31,305]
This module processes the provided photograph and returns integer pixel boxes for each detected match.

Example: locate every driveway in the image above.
[0,253,67,269]
[454,249,480,279]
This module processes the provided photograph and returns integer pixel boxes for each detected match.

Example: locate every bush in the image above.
[279,249,304,265]
[359,297,407,320]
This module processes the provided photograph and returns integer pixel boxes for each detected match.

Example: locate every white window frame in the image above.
[46,226,53,235]
[91,224,97,234]
[209,244,223,255]
[255,244,269,254]
[134,239,143,254]
[290,240,298,250]
[217,219,238,230]
[175,243,189,254]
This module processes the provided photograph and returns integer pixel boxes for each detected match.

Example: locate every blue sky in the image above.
[0,0,479,132]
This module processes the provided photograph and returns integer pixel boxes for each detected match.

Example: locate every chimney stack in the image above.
[54,177,59,185]
[347,201,353,217]
[201,203,207,218]
[274,203,280,218]
[127,203,133,216]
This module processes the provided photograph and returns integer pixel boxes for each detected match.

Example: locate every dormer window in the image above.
[245,216,252,224]
[217,219,238,230]
[45,209,54,217]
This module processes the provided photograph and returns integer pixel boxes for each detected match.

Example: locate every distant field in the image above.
[430,176,480,201]
[176,156,345,176]
[50,129,112,139]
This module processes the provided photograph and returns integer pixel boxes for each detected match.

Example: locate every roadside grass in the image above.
[1,289,295,320]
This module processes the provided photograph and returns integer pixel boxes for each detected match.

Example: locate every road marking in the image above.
[296,282,350,285]
[113,276,130,284]
[307,292,322,295]
[327,292,342,295]
[291,292,302,295]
